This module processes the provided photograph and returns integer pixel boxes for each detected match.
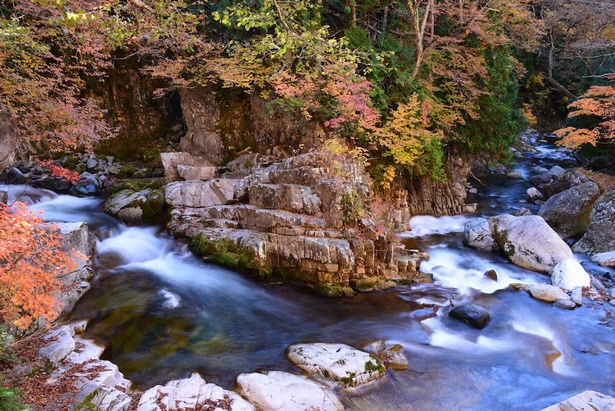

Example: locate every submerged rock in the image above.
[138,373,255,411]
[449,304,491,329]
[286,343,386,388]
[237,371,343,411]
[551,258,591,291]
[490,214,573,273]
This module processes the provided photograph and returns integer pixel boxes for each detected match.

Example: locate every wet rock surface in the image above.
[166,152,428,295]
[449,304,491,329]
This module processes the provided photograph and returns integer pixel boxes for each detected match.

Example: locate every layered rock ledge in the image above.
[165,151,430,295]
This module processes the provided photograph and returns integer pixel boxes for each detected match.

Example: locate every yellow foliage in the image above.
[373,94,442,169]
[522,103,537,127]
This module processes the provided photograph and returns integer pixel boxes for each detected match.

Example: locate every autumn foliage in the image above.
[0,202,72,330]
[554,85,615,149]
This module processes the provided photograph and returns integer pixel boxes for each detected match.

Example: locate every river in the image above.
[3,143,614,410]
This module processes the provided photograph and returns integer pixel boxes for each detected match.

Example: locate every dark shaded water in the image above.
[3,144,615,410]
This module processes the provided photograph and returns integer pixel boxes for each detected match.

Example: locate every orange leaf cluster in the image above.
[0,202,73,330]
[35,160,80,185]
[554,85,615,148]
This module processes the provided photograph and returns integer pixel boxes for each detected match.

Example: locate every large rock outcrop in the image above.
[166,152,428,296]
[406,155,476,216]
[179,87,323,165]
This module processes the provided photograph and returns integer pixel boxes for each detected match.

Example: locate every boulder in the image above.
[286,343,386,388]
[484,269,498,281]
[490,214,573,273]
[591,251,615,267]
[165,179,236,208]
[137,373,255,411]
[463,218,495,251]
[541,390,615,411]
[37,324,133,411]
[515,283,571,303]
[573,191,615,255]
[32,175,71,193]
[507,170,523,178]
[527,187,543,201]
[362,339,408,370]
[571,286,583,305]
[104,188,165,224]
[529,172,554,185]
[70,172,100,197]
[541,168,591,198]
[236,371,343,411]
[549,165,566,177]
[449,304,491,329]
[538,182,600,237]
[49,222,95,325]
[551,259,591,291]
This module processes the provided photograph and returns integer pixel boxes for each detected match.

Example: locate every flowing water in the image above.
[3,144,615,410]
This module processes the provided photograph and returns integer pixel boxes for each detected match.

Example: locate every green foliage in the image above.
[0,326,16,367]
[372,94,445,181]
[341,189,366,227]
[0,381,27,411]
[0,326,27,411]
[455,46,528,160]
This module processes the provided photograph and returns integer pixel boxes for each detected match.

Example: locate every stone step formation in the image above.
[163,151,429,296]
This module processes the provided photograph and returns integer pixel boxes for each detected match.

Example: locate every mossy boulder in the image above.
[104,187,166,224]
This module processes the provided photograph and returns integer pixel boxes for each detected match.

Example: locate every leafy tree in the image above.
[0,0,202,158]
[0,202,75,330]
[554,83,615,149]
[372,94,445,180]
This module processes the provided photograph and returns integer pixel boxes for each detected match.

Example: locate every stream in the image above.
[3,143,615,410]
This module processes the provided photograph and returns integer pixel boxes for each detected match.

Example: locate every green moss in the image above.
[190,234,271,278]
[350,278,381,291]
[341,371,356,386]
[119,164,139,176]
[313,284,355,298]
[365,355,386,374]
